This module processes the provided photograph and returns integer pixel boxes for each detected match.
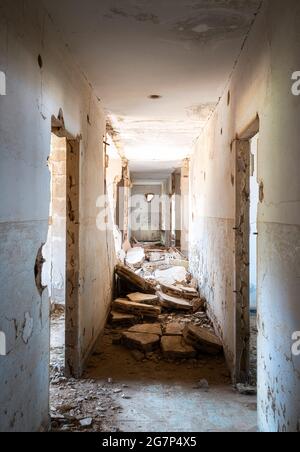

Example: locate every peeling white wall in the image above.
[0,0,115,431]
[190,0,300,432]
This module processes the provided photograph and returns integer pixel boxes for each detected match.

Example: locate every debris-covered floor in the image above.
[50,243,257,432]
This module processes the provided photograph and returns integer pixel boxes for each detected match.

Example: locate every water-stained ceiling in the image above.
[42,0,261,172]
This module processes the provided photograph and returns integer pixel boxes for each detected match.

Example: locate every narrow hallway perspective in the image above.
[0,0,300,434]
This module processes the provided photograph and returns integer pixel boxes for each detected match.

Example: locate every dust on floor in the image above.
[50,244,257,432]
[50,311,257,432]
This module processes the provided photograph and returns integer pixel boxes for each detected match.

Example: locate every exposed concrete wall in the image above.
[190,0,300,432]
[0,0,115,431]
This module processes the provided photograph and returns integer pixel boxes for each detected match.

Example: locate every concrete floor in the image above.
[84,330,257,432]
[50,314,257,432]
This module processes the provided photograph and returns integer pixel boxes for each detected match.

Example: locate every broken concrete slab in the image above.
[183,325,223,355]
[148,251,165,262]
[122,331,161,353]
[157,291,192,311]
[191,298,206,313]
[161,336,197,360]
[160,283,199,301]
[115,264,156,294]
[154,266,187,286]
[79,417,93,427]
[113,299,161,318]
[127,323,162,336]
[127,292,159,304]
[109,311,137,327]
[126,247,145,268]
[164,322,184,336]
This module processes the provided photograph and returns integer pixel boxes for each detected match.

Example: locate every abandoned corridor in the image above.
[0,0,300,433]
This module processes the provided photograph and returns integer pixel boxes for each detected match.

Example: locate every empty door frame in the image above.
[65,138,80,378]
[234,116,259,383]
[51,115,80,378]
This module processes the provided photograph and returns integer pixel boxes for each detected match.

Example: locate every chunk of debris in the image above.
[79,418,93,427]
[109,310,138,327]
[183,325,223,355]
[148,251,165,262]
[164,322,184,336]
[161,336,197,360]
[115,264,156,294]
[191,298,206,313]
[125,247,145,268]
[157,291,192,312]
[127,292,159,304]
[194,379,210,391]
[122,331,161,353]
[160,283,199,301]
[236,384,257,396]
[113,299,161,318]
[127,323,162,336]
[154,266,187,286]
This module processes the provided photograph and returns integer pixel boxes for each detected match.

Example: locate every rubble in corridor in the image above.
[49,242,230,432]
[111,242,223,362]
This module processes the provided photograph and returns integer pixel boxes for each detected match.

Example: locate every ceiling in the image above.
[43,0,261,173]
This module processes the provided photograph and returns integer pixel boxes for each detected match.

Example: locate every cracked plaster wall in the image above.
[0,0,115,431]
[190,0,300,432]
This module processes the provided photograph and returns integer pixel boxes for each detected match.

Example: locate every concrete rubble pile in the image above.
[109,242,224,361]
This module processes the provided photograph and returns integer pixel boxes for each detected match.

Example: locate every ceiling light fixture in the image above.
[148,94,162,100]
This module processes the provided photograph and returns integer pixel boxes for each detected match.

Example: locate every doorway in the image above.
[43,119,80,380]
[44,132,67,378]
[249,133,259,385]
[234,117,259,384]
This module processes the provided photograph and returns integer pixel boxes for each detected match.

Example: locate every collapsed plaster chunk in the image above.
[161,336,197,360]
[113,299,161,318]
[109,311,137,327]
[127,292,159,304]
[157,291,193,312]
[0,71,6,95]
[22,313,33,344]
[164,322,184,336]
[0,331,6,356]
[183,324,223,355]
[122,331,160,353]
[127,323,163,336]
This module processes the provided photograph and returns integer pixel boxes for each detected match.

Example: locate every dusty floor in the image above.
[50,311,257,433]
